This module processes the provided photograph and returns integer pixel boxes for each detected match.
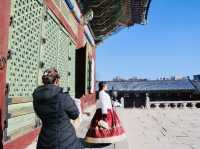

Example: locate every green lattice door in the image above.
[39,9,59,73]
[39,9,76,95]
[57,27,70,92]
[67,41,76,96]
[6,0,43,138]
[7,0,43,98]
[6,0,77,139]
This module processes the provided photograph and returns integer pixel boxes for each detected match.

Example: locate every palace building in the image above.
[104,79,200,108]
[0,0,151,148]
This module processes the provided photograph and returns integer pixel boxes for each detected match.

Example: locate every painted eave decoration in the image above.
[79,0,152,44]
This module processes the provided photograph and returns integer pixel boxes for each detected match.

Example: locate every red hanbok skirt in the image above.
[85,108,126,143]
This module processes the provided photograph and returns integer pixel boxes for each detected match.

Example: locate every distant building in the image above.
[113,76,126,81]
[175,75,186,80]
[128,77,148,81]
[128,76,138,81]
[98,80,200,108]
[194,75,200,81]
[159,75,189,81]
[170,76,176,80]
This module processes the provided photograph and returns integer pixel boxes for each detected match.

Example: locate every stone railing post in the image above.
[121,97,125,108]
[145,93,150,109]
[192,102,196,108]
[183,102,187,108]
[155,103,159,108]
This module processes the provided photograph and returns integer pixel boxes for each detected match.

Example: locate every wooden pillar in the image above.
[0,0,10,132]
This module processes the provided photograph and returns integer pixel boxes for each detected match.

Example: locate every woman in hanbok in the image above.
[85,82,126,143]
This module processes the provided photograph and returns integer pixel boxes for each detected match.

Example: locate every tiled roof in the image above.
[97,80,196,92]
[192,80,200,92]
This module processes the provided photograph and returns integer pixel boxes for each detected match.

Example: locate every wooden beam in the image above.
[44,0,80,47]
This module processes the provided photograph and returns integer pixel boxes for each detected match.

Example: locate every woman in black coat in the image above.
[33,68,83,149]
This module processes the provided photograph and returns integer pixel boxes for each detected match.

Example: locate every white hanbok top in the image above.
[96,90,112,114]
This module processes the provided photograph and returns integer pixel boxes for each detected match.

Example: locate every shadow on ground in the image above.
[79,138,112,148]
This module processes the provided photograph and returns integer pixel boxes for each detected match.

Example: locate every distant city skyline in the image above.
[97,74,199,82]
[96,0,200,81]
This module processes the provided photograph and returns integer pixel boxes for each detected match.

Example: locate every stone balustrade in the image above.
[147,100,200,109]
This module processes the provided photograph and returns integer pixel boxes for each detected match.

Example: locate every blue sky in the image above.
[96,0,200,81]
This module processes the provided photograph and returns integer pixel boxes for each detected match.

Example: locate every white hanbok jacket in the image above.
[96,90,112,114]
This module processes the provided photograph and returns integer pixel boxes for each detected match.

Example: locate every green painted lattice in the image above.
[40,10,59,71]
[40,10,76,95]
[57,28,70,92]
[6,0,44,137]
[7,0,43,98]
[6,0,78,138]
[67,42,76,96]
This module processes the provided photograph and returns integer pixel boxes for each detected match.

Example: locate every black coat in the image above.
[33,84,83,149]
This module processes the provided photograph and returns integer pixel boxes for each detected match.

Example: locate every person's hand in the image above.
[98,120,109,129]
